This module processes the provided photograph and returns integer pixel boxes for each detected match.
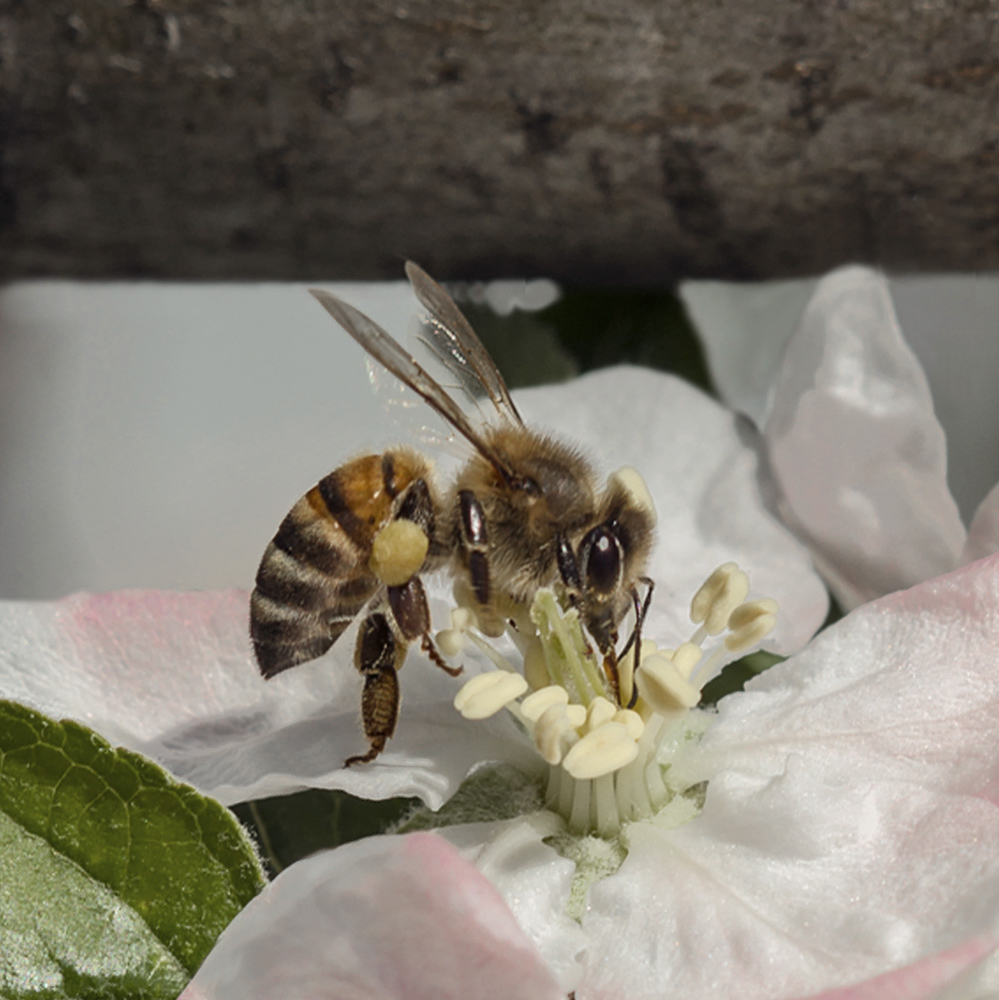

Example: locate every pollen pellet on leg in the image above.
[453,670,528,720]
[368,519,429,587]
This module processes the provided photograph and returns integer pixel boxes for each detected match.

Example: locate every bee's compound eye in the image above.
[581,526,622,595]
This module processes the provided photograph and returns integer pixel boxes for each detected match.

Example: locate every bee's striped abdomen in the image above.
[250,451,432,678]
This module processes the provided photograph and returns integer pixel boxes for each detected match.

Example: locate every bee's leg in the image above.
[396,476,437,540]
[621,577,655,708]
[458,490,490,606]
[601,642,621,705]
[388,576,463,678]
[345,610,404,767]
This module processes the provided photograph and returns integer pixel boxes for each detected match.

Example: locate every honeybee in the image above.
[250,262,656,766]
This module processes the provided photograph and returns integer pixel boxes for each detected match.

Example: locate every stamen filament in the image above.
[446,557,780,840]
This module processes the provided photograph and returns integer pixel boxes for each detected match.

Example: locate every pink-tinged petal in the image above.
[180,832,563,1000]
[576,554,999,1000]
[518,366,828,655]
[764,267,965,609]
[441,815,589,993]
[797,936,998,1000]
[0,589,533,807]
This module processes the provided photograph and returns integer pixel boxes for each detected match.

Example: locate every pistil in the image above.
[446,562,777,838]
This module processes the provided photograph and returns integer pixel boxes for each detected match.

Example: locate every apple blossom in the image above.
[681,267,999,609]
[0,365,827,809]
[2,361,999,998]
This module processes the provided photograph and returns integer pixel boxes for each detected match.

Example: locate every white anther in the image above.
[369,519,428,587]
[613,708,645,740]
[608,466,658,527]
[437,606,486,657]
[690,562,750,635]
[451,607,477,631]
[521,685,569,723]
[534,704,581,765]
[584,696,617,733]
[436,629,464,657]
[636,652,701,714]
[725,598,779,652]
[565,704,587,728]
[562,722,641,780]
[522,637,550,692]
[453,671,528,720]
[671,641,703,680]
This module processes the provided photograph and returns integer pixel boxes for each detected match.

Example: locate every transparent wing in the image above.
[404,261,524,426]
[309,286,518,483]
[364,355,469,463]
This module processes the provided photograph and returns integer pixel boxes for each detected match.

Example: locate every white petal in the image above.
[800,936,999,1000]
[181,832,562,1000]
[516,366,828,655]
[764,266,965,608]
[442,815,588,994]
[679,276,818,425]
[0,589,535,808]
[580,554,999,999]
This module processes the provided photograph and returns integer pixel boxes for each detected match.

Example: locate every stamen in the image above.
[635,651,701,714]
[725,598,778,652]
[690,562,750,638]
[442,560,780,839]
[563,722,640,780]
[453,671,528,719]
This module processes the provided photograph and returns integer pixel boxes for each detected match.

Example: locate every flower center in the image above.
[443,563,777,838]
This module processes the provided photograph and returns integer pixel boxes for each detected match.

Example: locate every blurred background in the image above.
[2,0,998,598]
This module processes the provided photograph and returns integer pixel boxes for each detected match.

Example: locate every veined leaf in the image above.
[0,700,266,999]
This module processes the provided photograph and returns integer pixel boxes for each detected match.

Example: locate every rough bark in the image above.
[1,0,997,283]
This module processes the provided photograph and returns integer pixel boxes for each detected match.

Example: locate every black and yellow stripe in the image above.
[249,450,433,678]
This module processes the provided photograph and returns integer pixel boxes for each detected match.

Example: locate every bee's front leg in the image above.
[346,611,404,767]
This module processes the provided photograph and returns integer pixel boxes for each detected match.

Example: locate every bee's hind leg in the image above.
[346,611,403,767]
[388,576,463,678]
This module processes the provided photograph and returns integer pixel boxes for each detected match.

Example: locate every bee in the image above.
[250,262,656,766]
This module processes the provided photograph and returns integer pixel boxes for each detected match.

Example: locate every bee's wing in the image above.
[404,261,524,426]
[309,287,519,481]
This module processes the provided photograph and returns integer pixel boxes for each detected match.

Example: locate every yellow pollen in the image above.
[369,519,428,586]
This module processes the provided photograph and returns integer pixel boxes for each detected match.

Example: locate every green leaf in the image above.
[538,288,714,393]
[699,649,786,706]
[0,700,266,999]
[453,302,579,389]
[397,764,543,832]
[233,789,418,877]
